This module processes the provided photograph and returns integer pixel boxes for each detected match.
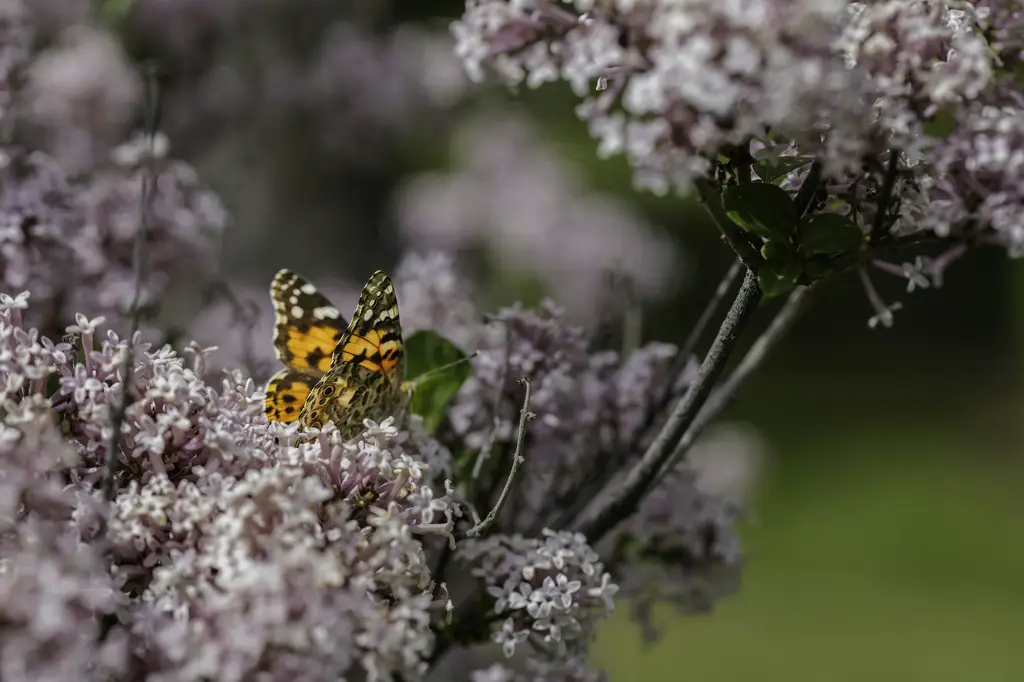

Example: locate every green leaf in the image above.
[801,255,837,281]
[798,213,865,255]
[404,330,473,433]
[754,156,814,184]
[760,240,796,267]
[757,260,802,299]
[723,182,799,241]
[802,251,862,281]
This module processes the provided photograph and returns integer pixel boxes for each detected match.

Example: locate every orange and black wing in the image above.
[269,268,348,376]
[329,270,404,382]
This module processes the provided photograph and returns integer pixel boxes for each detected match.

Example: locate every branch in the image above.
[573,270,762,542]
[471,321,512,481]
[99,66,160,515]
[694,177,762,271]
[660,282,817,477]
[463,377,534,538]
[621,257,744,462]
[870,149,900,240]
[680,258,744,363]
[543,258,745,534]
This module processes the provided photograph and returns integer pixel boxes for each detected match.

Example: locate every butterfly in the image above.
[264,268,407,439]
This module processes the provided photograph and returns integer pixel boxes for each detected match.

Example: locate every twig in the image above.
[201,279,264,379]
[463,378,534,538]
[858,266,901,328]
[617,269,642,359]
[99,65,160,514]
[680,258,743,363]
[694,177,762,271]
[870,149,900,240]
[573,270,762,542]
[660,282,817,477]
[544,257,744,532]
[471,322,512,481]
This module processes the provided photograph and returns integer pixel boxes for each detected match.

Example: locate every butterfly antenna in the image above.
[409,351,480,388]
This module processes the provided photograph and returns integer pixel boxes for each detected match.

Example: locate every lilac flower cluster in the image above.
[453,0,857,194]
[0,2,228,331]
[1,246,766,680]
[1,291,463,680]
[431,256,749,641]
[395,114,682,320]
[460,530,618,673]
[127,0,468,165]
[452,0,1024,263]
[0,135,228,333]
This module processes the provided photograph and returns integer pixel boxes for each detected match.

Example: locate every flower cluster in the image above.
[459,530,618,674]
[127,0,468,164]
[453,0,856,194]
[0,136,228,333]
[395,113,682,319]
[0,242,767,680]
[443,275,754,640]
[0,291,463,681]
[0,2,228,332]
[452,0,1024,263]
[471,665,610,682]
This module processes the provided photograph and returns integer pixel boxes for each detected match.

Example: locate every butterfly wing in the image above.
[329,270,404,383]
[299,362,403,439]
[265,269,348,423]
[264,368,316,424]
[269,268,348,376]
[299,270,405,438]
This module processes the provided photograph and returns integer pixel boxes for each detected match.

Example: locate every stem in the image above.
[661,282,816,477]
[544,257,744,532]
[573,270,762,542]
[463,378,534,538]
[100,66,159,517]
[870,149,900,240]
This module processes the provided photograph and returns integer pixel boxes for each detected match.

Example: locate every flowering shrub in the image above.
[0,247,750,680]
[6,0,1019,680]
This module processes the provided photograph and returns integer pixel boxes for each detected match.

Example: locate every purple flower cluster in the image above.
[1,291,463,680]
[452,0,1024,261]
[0,245,765,680]
[395,114,683,319]
[453,0,857,194]
[0,2,228,332]
[127,0,468,166]
[435,257,751,642]
[459,529,618,672]
[0,136,227,333]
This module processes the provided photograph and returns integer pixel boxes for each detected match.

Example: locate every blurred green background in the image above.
[84,1,1024,678]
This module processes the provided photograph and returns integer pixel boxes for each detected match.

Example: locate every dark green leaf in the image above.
[757,260,802,299]
[723,182,799,241]
[801,255,837,281]
[404,330,473,433]
[754,156,814,184]
[798,213,865,255]
[760,240,796,267]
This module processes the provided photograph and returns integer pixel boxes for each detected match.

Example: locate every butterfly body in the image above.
[265,268,405,439]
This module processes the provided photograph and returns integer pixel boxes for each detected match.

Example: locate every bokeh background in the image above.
[23,1,1024,679]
